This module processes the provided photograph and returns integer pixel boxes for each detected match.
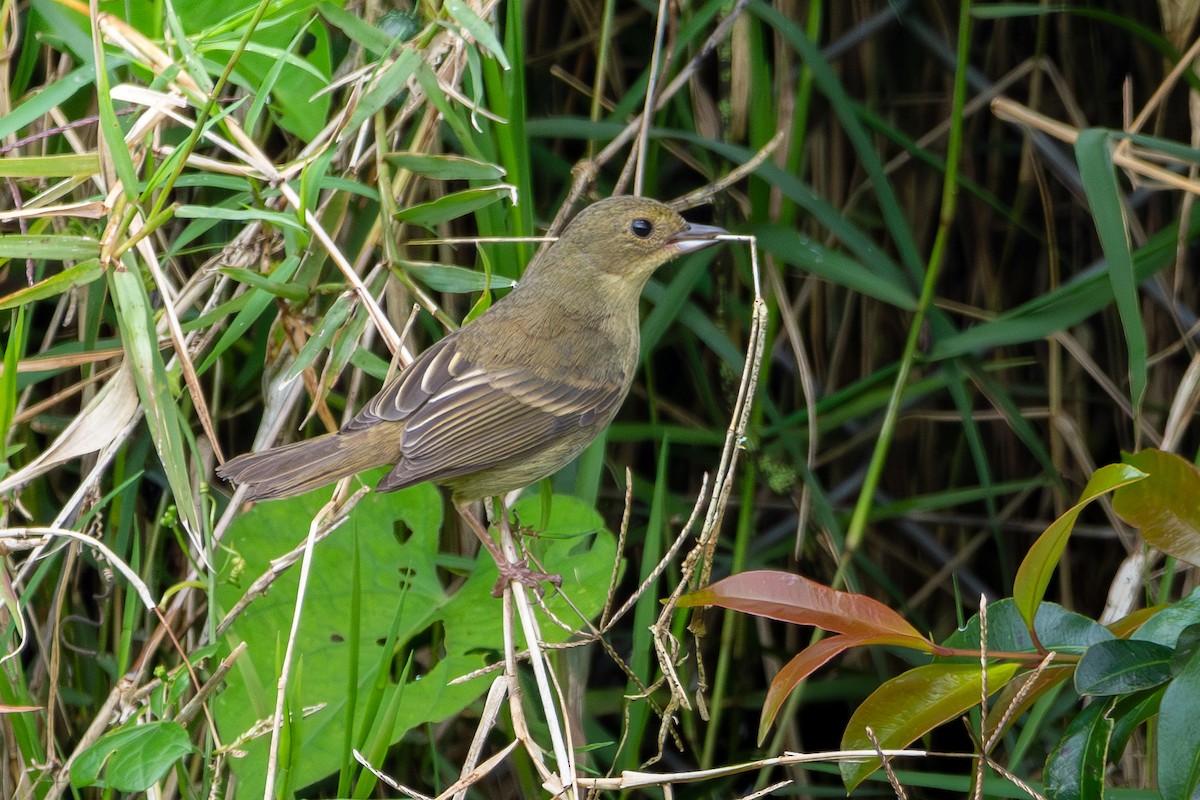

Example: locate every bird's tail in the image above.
[216,430,391,500]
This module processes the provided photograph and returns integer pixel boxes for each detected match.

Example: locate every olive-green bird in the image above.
[217,196,726,589]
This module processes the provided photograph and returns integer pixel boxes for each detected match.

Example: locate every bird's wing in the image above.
[345,333,623,485]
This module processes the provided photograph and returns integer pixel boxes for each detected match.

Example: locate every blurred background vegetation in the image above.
[3,0,1199,797]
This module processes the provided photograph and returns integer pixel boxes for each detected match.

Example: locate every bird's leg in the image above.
[455,500,561,597]
[494,497,563,593]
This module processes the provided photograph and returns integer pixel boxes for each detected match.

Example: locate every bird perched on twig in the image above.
[217,196,727,593]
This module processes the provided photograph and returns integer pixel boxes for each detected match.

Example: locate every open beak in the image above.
[670,222,728,255]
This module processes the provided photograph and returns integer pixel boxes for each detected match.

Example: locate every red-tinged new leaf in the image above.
[1113,449,1200,568]
[1013,463,1147,629]
[840,662,1021,792]
[760,634,858,743]
[680,570,931,649]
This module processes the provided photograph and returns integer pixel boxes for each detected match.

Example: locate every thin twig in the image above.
[575,748,928,791]
[497,515,577,799]
[631,0,670,197]
[865,726,908,800]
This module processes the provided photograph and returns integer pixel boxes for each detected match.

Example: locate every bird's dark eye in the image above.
[630,218,654,238]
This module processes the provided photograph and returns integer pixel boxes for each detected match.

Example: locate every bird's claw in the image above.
[491,559,562,598]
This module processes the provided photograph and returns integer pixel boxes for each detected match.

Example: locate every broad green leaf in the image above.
[1113,449,1200,567]
[1158,645,1200,800]
[680,570,931,648]
[840,662,1020,791]
[1074,639,1175,696]
[0,259,103,310]
[216,483,615,797]
[394,185,514,230]
[1132,587,1200,647]
[385,152,505,181]
[379,9,422,42]
[0,234,100,260]
[1014,463,1147,629]
[944,599,1115,657]
[1045,697,1116,800]
[1027,605,1118,653]
[70,720,194,790]
[1174,624,1200,673]
[1110,687,1165,759]
[1076,128,1146,418]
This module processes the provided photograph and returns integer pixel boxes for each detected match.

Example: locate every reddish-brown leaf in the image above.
[760,634,858,742]
[680,570,931,648]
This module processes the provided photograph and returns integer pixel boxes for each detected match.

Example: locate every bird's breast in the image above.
[477,298,638,379]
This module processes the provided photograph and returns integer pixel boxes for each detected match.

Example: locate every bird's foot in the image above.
[491,559,563,598]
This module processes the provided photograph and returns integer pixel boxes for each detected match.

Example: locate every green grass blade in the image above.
[1075,128,1147,424]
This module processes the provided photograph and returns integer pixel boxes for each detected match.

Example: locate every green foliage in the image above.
[685,452,1200,796]
[1013,463,1147,628]
[71,721,195,791]
[214,481,614,796]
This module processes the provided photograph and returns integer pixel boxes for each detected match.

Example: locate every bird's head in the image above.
[527,196,726,296]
